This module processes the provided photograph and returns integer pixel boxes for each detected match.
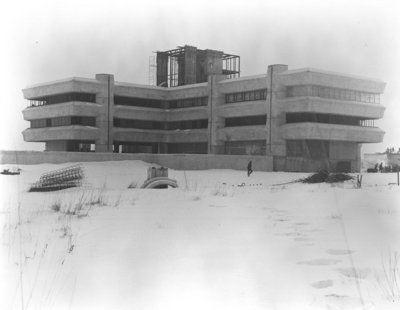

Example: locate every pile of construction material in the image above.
[29,164,84,192]
[301,170,354,184]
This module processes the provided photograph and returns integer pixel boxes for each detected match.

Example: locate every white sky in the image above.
[1,0,399,154]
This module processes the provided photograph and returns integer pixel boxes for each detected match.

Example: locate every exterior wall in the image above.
[22,126,99,141]
[114,83,168,99]
[23,102,100,120]
[113,128,208,143]
[280,123,385,143]
[279,97,385,119]
[113,106,167,122]
[22,78,102,99]
[279,69,386,93]
[0,151,273,172]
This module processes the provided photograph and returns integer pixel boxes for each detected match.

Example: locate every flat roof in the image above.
[24,77,97,89]
[281,67,384,84]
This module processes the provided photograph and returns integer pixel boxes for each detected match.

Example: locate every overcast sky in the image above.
[1,0,399,154]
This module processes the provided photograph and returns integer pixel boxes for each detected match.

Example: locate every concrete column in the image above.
[266,64,288,157]
[207,74,225,154]
[184,46,197,85]
[95,74,114,152]
[204,49,224,76]
[156,52,168,87]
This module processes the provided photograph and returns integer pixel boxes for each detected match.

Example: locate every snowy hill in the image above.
[1,160,399,310]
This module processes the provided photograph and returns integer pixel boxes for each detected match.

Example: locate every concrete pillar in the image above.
[95,74,114,153]
[266,64,288,157]
[203,49,224,76]
[184,46,197,85]
[156,52,168,87]
[207,74,225,154]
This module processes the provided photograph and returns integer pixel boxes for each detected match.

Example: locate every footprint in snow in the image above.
[322,294,371,309]
[310,280,333,289]
[326,249,354,255]
[274,218,291,222]
[293,237,315,242]
[336,267,371,279]
[208,204,227,208]
[294,222,311,226]
[276,232,306,237]
[297,258,341,266]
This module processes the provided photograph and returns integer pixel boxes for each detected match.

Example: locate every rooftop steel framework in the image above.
[156,45,240,87]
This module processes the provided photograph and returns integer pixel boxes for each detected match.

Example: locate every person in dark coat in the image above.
[379,162,383,173]
[247,160,253,177]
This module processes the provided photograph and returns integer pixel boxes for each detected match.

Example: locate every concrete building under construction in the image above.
[22,45,386,172]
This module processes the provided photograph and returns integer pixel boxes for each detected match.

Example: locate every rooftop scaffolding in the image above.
[155,45,240,87]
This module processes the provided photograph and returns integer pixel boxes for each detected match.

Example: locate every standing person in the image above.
[379,162,383,173]
[247,160,253,177]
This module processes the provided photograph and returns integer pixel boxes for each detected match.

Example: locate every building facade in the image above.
[22,45,386,172]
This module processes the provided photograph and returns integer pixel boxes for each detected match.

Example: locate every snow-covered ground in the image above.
[1,160,399,310]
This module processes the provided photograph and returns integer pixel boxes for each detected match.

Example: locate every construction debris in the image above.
[29,164,84,192]
[300,170,354,184]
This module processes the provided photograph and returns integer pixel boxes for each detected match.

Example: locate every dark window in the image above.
[30,116,96,128]
[286,140,329,159]
[225,89,267,104]
[113,118,207,130]
[167,143,207,154]
[30,119,47,128]
[165,97,208,109]
[66,140,95,152]
[114,96,208,109]
[306,140,329,159]
[286,140,304,157]
[114,96,164,109]
[286,112,371,127]
[225,115,267,127]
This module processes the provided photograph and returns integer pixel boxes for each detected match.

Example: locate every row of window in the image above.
[113,118,208,130]
[114,96,163,109]
[225,89,267,104]
[30,116,96,128]
[29,93,96,107]
[168,97,208,109]
[31,115,267,129]
[113,142,208,154]
[225,114,267,127]
[286,85,380,104]
[28,93,208,109]
[285,113,374,127]
[114,96,208,109]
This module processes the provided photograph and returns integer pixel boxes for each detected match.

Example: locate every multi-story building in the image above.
[22,45,386,172]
